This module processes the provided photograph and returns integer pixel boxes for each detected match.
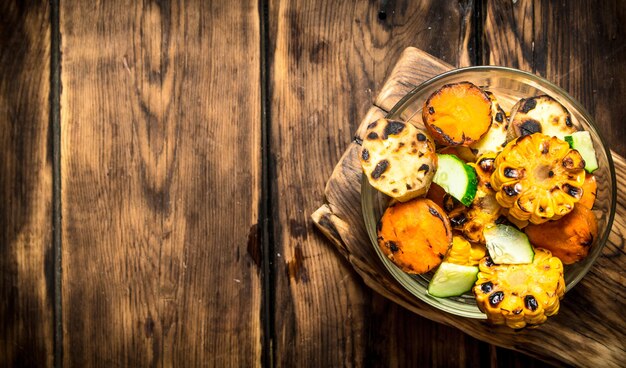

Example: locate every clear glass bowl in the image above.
[361,66,617,319]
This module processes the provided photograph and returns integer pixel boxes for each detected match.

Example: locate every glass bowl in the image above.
[361,66,617,319]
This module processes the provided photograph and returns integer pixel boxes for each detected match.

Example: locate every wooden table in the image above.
[1,1,624,366]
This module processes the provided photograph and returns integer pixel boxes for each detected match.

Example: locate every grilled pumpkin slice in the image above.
[508,95,579,141]
[491,133,586,224]
[360,118,437,202]
[423,82,492,146]
[473,248,565,329]
[377,198,452,274]
[525,205,598,264]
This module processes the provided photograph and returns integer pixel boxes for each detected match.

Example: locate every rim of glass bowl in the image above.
[361,65,617,319]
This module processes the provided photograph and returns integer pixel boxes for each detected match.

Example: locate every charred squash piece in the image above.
[525,205,598,264]
[360,118,437,202]
[377,198,452,274]
[508,95,579,141]
[423,82,493,146]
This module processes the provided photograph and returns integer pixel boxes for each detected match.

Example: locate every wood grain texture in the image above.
[268,1,533,367]
[312,47,626,367]
[484,0,626,157]
[0,1,54,366]
[60,1,262,366]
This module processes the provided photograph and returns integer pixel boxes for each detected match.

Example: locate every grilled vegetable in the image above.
[473,249,565,329]
[508,95,579,141]
[438,146,476,163]
[565,131,599,173]
[484,224,534,264]
[446,153,501,243]
[525,205,598,264]
[423,82,492,146]
[428,262,479,298]
[360,118,437,202]
[579,173,597,210]
[377,198,452,274]
[491,133,586,224]
[445,235,486,266]
[433,154,478,207]
[469,91,510,156]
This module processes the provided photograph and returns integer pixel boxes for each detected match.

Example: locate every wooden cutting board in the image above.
[312,47,626,367]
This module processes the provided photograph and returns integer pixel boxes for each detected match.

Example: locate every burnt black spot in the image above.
[519,119,542,136]
[367,121,378,129]
[548,170,554,178]
[371,160,389,179]
[443,195,456,213]
[539,206,544,212]
[563,184,582,198]
[388,241,399,253]
[520,98,537,113]
[504,167,519,178]
[417,133,427,142]
[495,112,504,123]
[406,183,412,190]
[383,121,406,139]
[479,157,495,172]
[484,257,494,267]
[392,188,398,193]
[354,136,363,145]
[361,148,370,161]
[438,253,444,260]
[450,212,468,227]
[480,282,493,293]
[562,157,574,168]
[489,291,505,306]
[513,309,523,315]
[503,185,519,197]
[582,234,594,247]
[541,143,550,154]
[419,164,430,173]
[565,116,573,127]
[428,106,435,114]
[367,132,379,140]
[418,152,424,157]
[524,295,539,311]
[485,182,493,190]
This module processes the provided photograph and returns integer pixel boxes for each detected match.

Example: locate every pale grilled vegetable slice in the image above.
[565,131,599,173]
[428,262,479,298]
[432,154,478,207]
[484,224,534,264]
[360,118,437,202]
[470,91,509,156]
[508,95,579,140]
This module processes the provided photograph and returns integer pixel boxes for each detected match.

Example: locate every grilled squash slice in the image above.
[423,82,492,146]
[491,133,586,224]
[473,249,565,328]
[360,118,437,202]
[469,91,510,157]
[377,198,452,274]
[508,95,579,140]
[525,205,598,264]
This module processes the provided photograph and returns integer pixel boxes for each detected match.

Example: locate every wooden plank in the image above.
[312,47,626,367]
[268,1,502,366]
[60,1,262,365]
[483,0,626,156]
[0,2,54,366]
